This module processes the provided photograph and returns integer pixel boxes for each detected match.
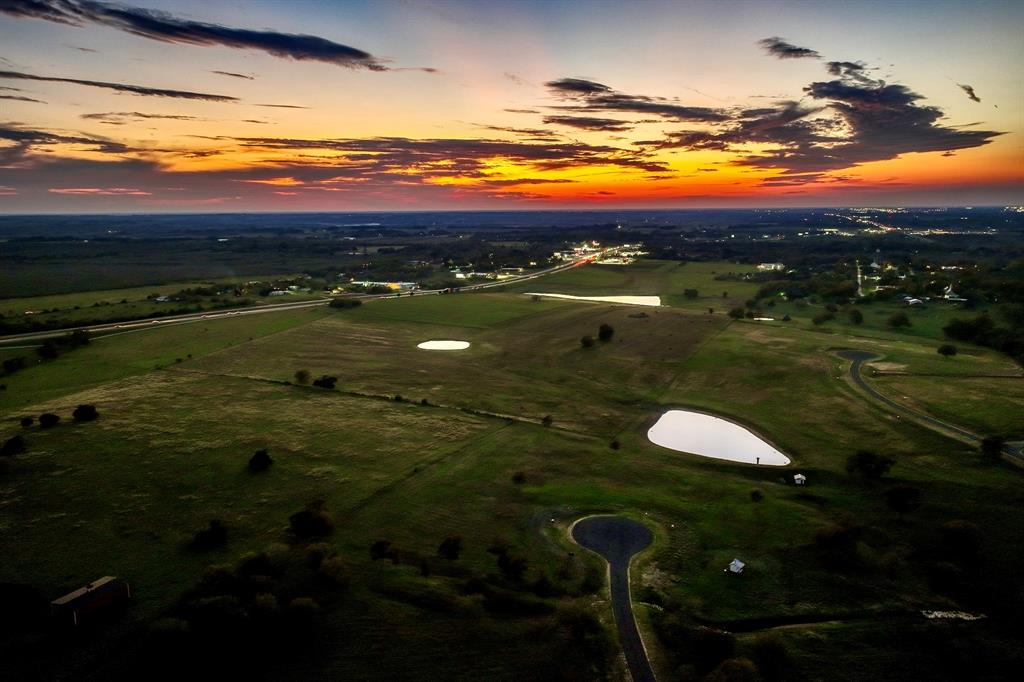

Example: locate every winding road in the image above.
[839,350,1022,463]
[572,515,656,682]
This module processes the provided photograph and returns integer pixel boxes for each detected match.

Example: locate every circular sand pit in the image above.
[648,409,790,466]
[417,340,470,351]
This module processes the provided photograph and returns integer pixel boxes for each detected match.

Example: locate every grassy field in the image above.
[1,259,1021,681]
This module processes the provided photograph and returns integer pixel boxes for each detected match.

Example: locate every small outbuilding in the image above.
[726,559,746,574]
[794,473,807,486]
[51,576,131,626]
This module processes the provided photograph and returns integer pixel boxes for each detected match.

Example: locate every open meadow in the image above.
[2,260,1021,681]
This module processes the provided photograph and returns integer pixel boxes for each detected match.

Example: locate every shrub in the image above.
[980,436,1005,459]
[684,288,699,299]
[370,539,395,561]
[2,357,26,374]
[1,435,26,457]
[888,311,911,328]
[318,556,350,589]
[728,307,745,319]
[706,657,760,682]
[812,311,834,325]
[610,439,621,450]
[37,341,59,360]
[883,485,921,518]
[191,519,227,550]
[19,416,33,428]
[597,323,615,342]
[848,308,864,325]
[751,634,790,681]
[249,448,273,472]
[38,413,60,428]
[814,521,863,570]
[438,535,463,560]
[542,414,553,427]
[328,298,362,309]
[289,500,335,538]
[846,450,895,480]
[750,489,764,503]
[580,335,595,348]
[937,344,957,358]
[294,369,311,384]
[312,375,337,389]
[72,404,99,422]
[511,471,526,484]
[782,314,792,321]
[941,520,981,566]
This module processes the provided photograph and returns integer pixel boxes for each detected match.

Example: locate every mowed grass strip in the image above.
[186,298,726,436]
[0,307,329,415]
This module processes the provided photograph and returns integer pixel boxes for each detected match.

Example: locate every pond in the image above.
[416,340,471,350]
[523,292,661,306]
[647,409,790,465]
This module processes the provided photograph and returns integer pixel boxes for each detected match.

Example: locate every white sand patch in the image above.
[524,293,661,307]
[417,340,470,350]
[648,410,790,466]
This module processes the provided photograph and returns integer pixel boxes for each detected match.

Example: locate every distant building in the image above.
[727,559,746,574]
[794,473,807,486]
[756,263,785,272]
[906,298,924,306]
[51,577,131,626]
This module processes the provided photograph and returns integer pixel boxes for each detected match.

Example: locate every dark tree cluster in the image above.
[1,435,26,457]
[846,450,895,480]
[249,448,273,472]
[72,404,99,422]
[328,298,362,309]
[312,375,337,389]
[191,520,228,550]
[289,500,335,538]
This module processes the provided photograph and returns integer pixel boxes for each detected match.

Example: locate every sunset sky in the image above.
[1,0,1021,212]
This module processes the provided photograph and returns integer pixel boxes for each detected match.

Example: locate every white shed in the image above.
[794,473,807,485]
[727,559,746,574]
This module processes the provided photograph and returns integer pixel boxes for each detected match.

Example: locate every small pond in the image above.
[647,409,790,465]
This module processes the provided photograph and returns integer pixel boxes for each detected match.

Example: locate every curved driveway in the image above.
[572,515,656,682]
[839,350,1021,462]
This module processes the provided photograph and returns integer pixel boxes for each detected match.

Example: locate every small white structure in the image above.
[757,263,785,272]
[794,473,807,486]
[727,559,746,574]
[906,298,923,306]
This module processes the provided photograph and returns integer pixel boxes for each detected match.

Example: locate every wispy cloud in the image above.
[957,83,981,103]
[211,70,254,80]
[1,0,393,71]
[0,69,237,101]
[545,78,727,122]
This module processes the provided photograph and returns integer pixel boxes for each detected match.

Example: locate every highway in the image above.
[0,247,621,346]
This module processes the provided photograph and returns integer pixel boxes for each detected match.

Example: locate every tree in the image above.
[290,500,335,538]
[1,435,26,457]
[542,414,553,427]
[750,489,764,503]
[72,404,99,422]
[19,416,33,428]
[37,341,59,360]
[191,519,227,550]
[312,375,337,389]
[728,307,745,319]
[706,657,760,682]
[438,535,463,560]
[294,369,311,384]
[511,471,526,484]
[580,335,595,348]
[328,298,362,309]
[2,357,26,374]
[848,308,864,325]
[610,439,621,450]
[597,323,614,342]
[980,436,1005,459]
[782,314,792,321]
[883,485,921,519]
[370,540,394,561]
[708,307,714,314]
[846,450,895,480]
[684,288,699,299]
[937,344,958,359]
[888,311,911,328]
[249,448,273,472]
[38,413,60,428]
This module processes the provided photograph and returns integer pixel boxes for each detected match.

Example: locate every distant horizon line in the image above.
[0,205,1018,217]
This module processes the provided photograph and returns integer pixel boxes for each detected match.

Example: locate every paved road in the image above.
[572,515,656,682]
[839,350,1022,463]
[0,248,619,346]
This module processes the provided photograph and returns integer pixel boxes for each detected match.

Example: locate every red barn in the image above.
[50,577,131,626]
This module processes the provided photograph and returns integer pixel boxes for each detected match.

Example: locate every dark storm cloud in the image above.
[0,69,238,100]
[1,0,391,71]
[758,37,820,60]
[542,115,632,132]
[957,83,981,103]
[211,70,254,80]
[650,63,1002,178]
[545,78,727,122]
